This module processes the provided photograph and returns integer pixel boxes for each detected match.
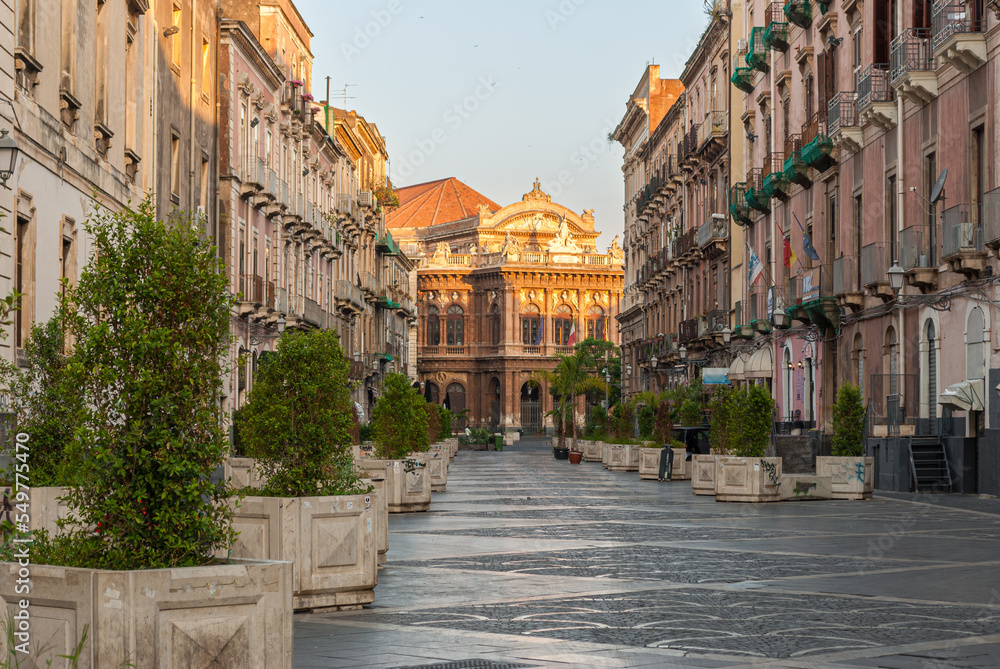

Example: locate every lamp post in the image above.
[722,326,732,345]
[887,262,905,298]
[772,310,789,329]
[0,130,20,188]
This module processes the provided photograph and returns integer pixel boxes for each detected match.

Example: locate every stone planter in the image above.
[361,475,389,566]
[638,447,667,480]
[582,440,603,462]
[715,456,783,502]
[691,454,717,495]
[356,457,432,512]
[226,456,266,489]
[427,447,449,492]
[0,558,293,668]
[228,493,377,610]
[816,456,875,500]
[605,444,640,472]
[670,447,691,481]
[25,486,74,535]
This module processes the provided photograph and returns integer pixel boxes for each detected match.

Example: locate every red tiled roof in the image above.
[387,177,501,229]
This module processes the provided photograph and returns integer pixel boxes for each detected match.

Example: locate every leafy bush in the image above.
[670,439,686,449]
[728,385,774,458]
[437,406,453,440]
[424,400,441,443]
[708,386,732,455]
[55,200,236,570]
[637,405,655,439]
[373,372,429,459]
[653,395,674,445]
[832,384,866,457]
[0,305,83,486]
[359,422,374,443]
[240,329,365,498]
[680,399,702,427]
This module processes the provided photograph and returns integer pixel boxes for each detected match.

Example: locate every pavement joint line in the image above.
[871,493,1000,519]
[783,630,1000,664]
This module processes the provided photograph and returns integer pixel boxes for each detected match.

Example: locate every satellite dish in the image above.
[930,169,948,205]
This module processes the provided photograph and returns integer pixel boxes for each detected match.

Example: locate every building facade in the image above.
[389,178,624,433]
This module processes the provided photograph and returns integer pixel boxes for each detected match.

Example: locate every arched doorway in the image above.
[782,347,793,421]
[489,377,501,428]
[520,382,542,434]
[445,382,466,429]
[425,381,440,404]
[925,320,937,422]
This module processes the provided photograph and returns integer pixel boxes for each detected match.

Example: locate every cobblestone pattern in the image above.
[401,522,799,543]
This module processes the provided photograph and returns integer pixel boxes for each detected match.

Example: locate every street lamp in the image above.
[722,326,732,344]
[0,129,20,188]
[887,262,905,297]
[276,315,286,334]
[773,310,789,329]
[651,355,658,368]
[679,345,688,360]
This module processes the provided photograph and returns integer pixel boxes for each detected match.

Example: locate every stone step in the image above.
[779,474,833,501]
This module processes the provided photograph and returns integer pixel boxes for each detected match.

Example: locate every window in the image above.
[925,152,937,263]
[427,306,440,345]
[553,306,574,345]
[853,333,865,396]
[489,304,501,345]
[925,320,937,421]
[94,0,108,123]
[967,307,986,381]
[200,157,209,210]
[887,174,897,262]
[521,305,541,345]
[170,133,180,200]
[972,126,985,216]
[873,0,897,65]
[14,213,32,351]
[446,305,464,346]
[587,306,606,341]
[171,6,181,68]
[202,39,210,97]
[60,217,77,299]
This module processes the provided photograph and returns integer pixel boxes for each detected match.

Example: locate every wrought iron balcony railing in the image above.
[890,28,935,83]
[932,1,985,52]
[861,242,889,287]
[857,64,894,110]
[941,203,984,258]
[828,92,859,135]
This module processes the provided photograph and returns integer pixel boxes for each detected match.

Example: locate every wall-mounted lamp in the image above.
[721,326,732,344]
[163,25,180,37]
[276,315,287,334]
[679,345,688,360]
[827,35,843,48]
[250,117,259,128]
[0,130,20,188]
[746,132,757,143]
[302,167,309,176]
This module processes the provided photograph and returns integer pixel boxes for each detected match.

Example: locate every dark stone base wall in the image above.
[774,436,812,473]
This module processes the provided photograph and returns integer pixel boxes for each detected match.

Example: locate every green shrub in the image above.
[680,399,702,427]
[637,405,655,439]
[653,395,674,445]
[708,386,732,455]
[424,401,441,444]
[832,384,866,457]
[373,373,429,459]
[728,385,774,458]
[56,200,236,570]
[438,406,453,440]
[359,422,374,443]
[240,329,364,498]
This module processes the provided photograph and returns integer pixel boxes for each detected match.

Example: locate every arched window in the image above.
[925,320,937,422]
[489,304,501,345]
[587,305,606,341]
[445,382,466,421]
[553,305,574,345]
[446,305,464,345]
[426,305,440,346]
[782,348,793,421]
[967,307,986,380]
[521,304,541,345]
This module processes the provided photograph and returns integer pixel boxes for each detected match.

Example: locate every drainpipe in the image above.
[896,4,906,387]
[190,0,198,219]
[770,8,778,405]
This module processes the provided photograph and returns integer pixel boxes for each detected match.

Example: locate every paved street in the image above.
[295,439,1000,668]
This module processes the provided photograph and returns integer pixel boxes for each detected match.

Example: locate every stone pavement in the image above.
[294,438,1000,668]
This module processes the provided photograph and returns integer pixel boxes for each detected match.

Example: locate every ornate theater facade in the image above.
[387,179,624,433]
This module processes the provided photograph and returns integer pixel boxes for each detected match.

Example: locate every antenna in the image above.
[336,84,357,109]
[930,168,948,205]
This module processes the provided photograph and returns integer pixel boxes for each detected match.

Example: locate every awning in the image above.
[743,345,774,379]
[728,354,746,381]
[939,379,985,412]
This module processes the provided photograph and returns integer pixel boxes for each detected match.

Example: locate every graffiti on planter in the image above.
[853,461,866,483]
[403,459,425,473]
[793,480,817,496]
[760,461,779,486]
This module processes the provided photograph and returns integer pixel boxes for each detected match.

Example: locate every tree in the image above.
[708,386,732,454]
[437,405,453,440]
[240,328,364,498]
[728,385,775,458]
[532,349,606,450]
[58,199,236,570]
[424,400,441,444]
[373,372,429,459]
[832,384,866,457]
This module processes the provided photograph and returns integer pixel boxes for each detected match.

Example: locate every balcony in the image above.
[784,0,812,28]
[762,152,789,200]
[698,216,729,258]
[932,1,987,74]
[890,28,938,104]
[856,64,897,130]
[983,188,1000,250]
[748,286,772,333]
[861,242,894,301]
[745,168,770,214]
[827,92,863,155]
[360,271,379,302]
[941,203,987,277]
[729,183,752,226]
[697,110,728,160]
[679,318,699,344]
[783,135,811,188]
[237,273,265,318]
[335,280,366,314]
[764,3,790,51]
[303,297,325,328]
[376,292,401,310]
[800,111,835,172]
[706,309,729,342]
[732,52,755,93]
[833,255,864,312]
[376,230,401,255]
[790,266,839,330]
[680,125,701,169]
[746,27,769,72]
[899,225,938,292]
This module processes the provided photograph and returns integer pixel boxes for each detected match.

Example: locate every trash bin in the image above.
[494,434,503,451]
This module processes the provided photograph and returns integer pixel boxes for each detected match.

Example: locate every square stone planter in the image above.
[715,456,783,502]
[356,457,432,512]
[225,456,266,489]
[227,493,377,610]
[361,475,389,566]
[638,447,667,480]
[25,486,75,535]
[691,454,717,495]
[816,456,875,500]
[605,444,640,472]
[0,558,292,668]
[670,447,691,481]
[427,447,449,492]
[582,440,603,462]
[779,474,833,500]
[601,441,611,467]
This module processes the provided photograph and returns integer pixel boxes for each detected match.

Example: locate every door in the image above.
[520,383,542,434]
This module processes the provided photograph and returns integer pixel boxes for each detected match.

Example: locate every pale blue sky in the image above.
[297,1,708,246]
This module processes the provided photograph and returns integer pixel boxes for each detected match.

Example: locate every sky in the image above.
[296,0,709,248]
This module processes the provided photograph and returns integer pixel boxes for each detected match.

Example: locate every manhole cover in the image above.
[389,661,536,669]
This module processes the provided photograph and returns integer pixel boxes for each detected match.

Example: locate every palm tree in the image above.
[533,350,606,451]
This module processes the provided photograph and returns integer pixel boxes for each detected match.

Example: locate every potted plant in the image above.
[357,373,432,512]
[693,386,731,495]
[0,200,292,668]
[715,385,782,502]
[235,328,378,610]
[817,384,873,500]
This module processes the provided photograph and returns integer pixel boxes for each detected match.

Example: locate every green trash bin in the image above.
[494,434,503,451]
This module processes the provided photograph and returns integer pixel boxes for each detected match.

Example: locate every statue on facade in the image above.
[608,234,624,260]
[430,242,451,265]
[500,231,521,260]
[547,215,580,252]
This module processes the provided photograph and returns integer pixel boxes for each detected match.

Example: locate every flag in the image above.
[793,212,820,261]
[747,243,764,285]
[783,235,797,269]
[567,322,577,346]
[533,319,544,346]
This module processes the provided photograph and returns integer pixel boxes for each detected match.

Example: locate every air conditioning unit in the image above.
[358,191,373,208]
[956,222,977,250]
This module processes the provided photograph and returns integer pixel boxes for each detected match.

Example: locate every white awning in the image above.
[743,345,774,379]
[728,354,746,381]
[939,379,985,412]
